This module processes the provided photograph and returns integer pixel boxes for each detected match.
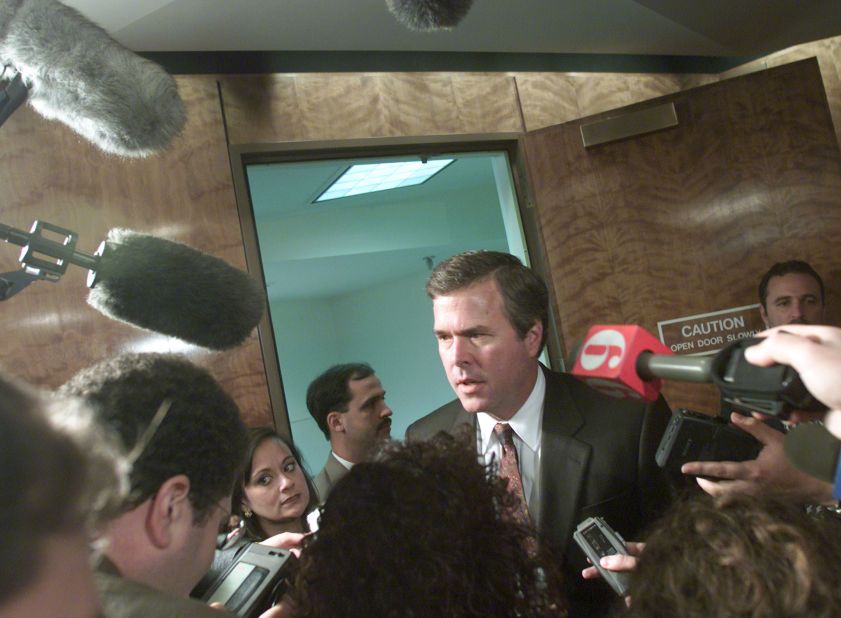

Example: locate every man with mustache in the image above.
[307,363,393,502]
[406,250,674,618]
[759,260,825,328]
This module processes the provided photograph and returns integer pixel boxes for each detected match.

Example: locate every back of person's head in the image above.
[0,372,122,614]
[59,352,248,524]
[629,493,841,618]
[291,432,566,617]
[426,250,549,350]
[232,427,319,539]
[758,260,825,309]
[306,362,374,440]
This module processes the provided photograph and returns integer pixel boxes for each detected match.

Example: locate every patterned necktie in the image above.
[494,423,531,527]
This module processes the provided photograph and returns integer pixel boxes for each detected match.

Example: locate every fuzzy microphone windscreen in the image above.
[385,0,474,31]
[87,229,265,350]
[0,0,186,157]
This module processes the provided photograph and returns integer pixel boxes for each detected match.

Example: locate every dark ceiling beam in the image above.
[140,50,758,75]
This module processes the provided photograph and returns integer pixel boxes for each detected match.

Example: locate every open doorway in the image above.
[238,146,536,474]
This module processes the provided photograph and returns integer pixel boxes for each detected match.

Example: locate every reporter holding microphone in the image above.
[582,324,841,604]
[744,325,841,437]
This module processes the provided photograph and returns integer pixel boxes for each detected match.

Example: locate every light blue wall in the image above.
[268,298,340,477]
[332,268,455,440]
[270,268,455,476]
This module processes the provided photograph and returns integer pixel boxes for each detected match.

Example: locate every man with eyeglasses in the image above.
[59,352,250,618]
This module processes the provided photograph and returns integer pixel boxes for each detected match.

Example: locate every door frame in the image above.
[229,133,563,435]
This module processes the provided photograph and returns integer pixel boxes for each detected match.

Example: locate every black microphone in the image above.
[784,423,841,498]
[385,0,474,31]
[0,0,186,157]
[1,222,265,350]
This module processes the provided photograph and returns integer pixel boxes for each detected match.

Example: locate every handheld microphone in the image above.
[385,0,474,31]
[1,221,265,350]
[572,325,706,401]
[0,0,186,157]
[571,325,825,417]
[784,423,841,499]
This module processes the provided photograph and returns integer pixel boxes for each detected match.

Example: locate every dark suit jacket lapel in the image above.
[538,367,591,555]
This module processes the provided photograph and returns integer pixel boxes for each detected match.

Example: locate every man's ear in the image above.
[145,474,191,549]
[327,411,345,434]
[524,320,543,357]
[759,305,770,329]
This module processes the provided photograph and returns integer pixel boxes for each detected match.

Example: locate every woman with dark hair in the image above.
[288,431,567,617]
[232,427,320,539]
[192,427,318,604]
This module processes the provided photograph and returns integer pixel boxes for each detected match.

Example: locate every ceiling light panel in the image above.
[315,159,454,202]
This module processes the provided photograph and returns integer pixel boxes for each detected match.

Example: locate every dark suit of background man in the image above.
[307,363,392,502]
[406,250,674,618]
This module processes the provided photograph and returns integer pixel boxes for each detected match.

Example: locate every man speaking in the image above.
[407,250,674,617]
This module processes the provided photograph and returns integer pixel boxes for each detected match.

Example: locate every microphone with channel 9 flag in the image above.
[571,325,825,418]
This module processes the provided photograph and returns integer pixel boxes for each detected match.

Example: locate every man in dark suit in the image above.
[307,363,393,502]
[406,250,674,617]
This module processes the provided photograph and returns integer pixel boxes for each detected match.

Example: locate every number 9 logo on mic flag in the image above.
[572,325,670,401]
[578,329,626,371]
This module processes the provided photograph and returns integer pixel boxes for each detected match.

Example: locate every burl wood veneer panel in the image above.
[220,72,522,144]
[725,35,841,154]
[515,72,718,132]
[0,75,272,427]
[524,59,841,414]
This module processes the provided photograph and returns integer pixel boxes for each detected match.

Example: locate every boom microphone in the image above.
[385,0,474,31]
[784,423,841,498]
[1,222,264,350]
[0,0,186,157]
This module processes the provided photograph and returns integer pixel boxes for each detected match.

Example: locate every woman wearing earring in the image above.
[234,427,319,539]
[191,427,318,603]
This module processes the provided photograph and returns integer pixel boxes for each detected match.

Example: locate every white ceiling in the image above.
[64,0,841,58]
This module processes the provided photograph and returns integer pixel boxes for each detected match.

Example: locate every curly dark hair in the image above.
[59,352,248,523]
[231,427,319,539]
[426,251,549,352]
[289,431,567,617]
[306,363,374,440]
[628,493,841,618]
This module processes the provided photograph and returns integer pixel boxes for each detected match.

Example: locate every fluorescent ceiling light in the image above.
[315,159,454,202]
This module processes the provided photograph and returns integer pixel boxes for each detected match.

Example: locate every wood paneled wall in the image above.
[220,71,715,144]
[4,34,841,429]
[724,37,841,149]
[220,72,523,143]
[523,59,841,414]
[0,75,272,427]
[513,72,716,131]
